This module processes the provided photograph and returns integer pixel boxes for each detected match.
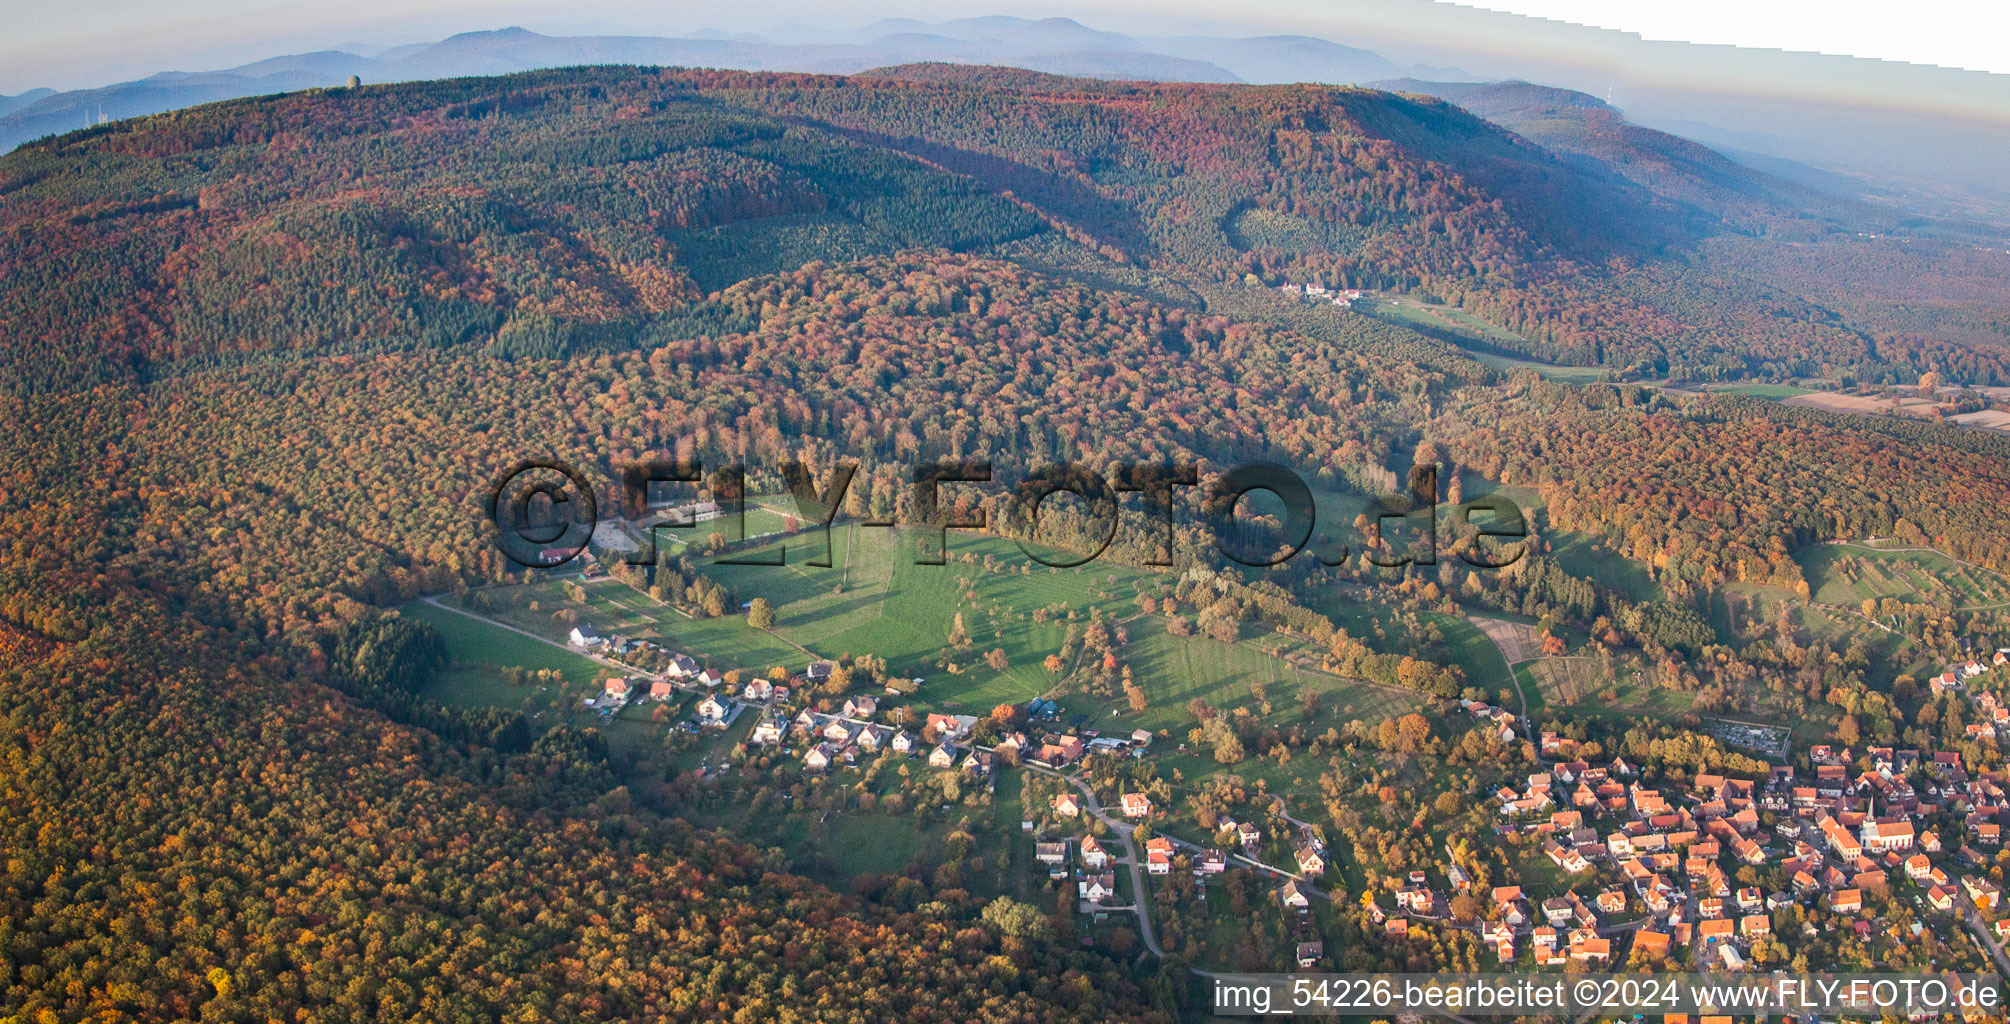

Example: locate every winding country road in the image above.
[1025,761,1358,966]
[1027,764,1165,958]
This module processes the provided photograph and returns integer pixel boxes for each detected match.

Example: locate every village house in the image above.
[1396,884,1436,917]
[568,626,602,647]
[1294,844,1326,876]
[1533,927,1566,966]
[750,714,786,745]
[1278,880,1310,911]
[696,694,730,726]
[1569,935,1611,963]
[1120,792,1153,818]
[657,500,725,525]
[1237,822,1263,853]
[1079,873,1118,904]
[924,712,975,743]
[1597,889,1629,916]
[928,743,956,769]
[1541,897,1574,926]
[1632,930,1670,962]
[1905,854,1934,881]
[857,724,893,753]
[1962,875,2002,910]
[1080,836,1108,870]
[1033,734,1085,766]
[1052,792,1081,818]
[804,743,834,771]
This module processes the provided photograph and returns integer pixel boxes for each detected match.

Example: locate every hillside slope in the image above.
[0,64,1691,388]
[1375,78,1910,237]
[4,64,2006,392]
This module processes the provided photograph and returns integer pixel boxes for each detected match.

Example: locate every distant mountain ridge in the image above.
[5,15,2007,227]
[1,19,1482,154]
[1374,78,1908,235]
[0,23,1232,151]
[1144,35,1408,85]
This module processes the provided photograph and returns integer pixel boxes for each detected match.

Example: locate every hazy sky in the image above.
[4,0,2007,94]
[1463,0,2010,75]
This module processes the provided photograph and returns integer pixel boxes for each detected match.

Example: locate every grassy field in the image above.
[1429,612,1516,693]
[434,516,1429,736]
[702,523,1170,708]
[1717,579,1930,687]
[1121,617,1415,735]
[1713,382,1817,399]
[401,598,606,684]
[454,579,812,674]
[398,598,688,755]
[1302,588,1519,700]
[1359,299,1611,384]
[1515,659,1696,727]
[1520,657,1603,708]
[1547,529,1661,603]
[1460,477,1666,610]
[472,524,1175,710]
[1799,543,2010,610]
[1458,473,1546,511]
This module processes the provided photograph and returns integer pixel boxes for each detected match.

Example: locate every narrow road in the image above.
[420,594,631,673]
[1963,908,2010,978]
[1026,764,1165,959]
[1027,762,1352,965]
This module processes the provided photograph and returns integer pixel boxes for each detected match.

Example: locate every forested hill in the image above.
[0,63,1656,389]
[9,62,2001,391]
[1373,78,1914,237]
